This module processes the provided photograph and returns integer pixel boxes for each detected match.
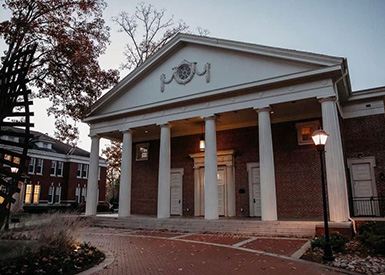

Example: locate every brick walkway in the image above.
[80,227,345,275]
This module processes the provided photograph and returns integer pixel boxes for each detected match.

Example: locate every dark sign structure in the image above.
[0,43,36,228]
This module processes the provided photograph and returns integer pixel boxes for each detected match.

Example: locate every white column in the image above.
[257,107,278,221]
[119,130,133,217]
[204,115,218,220]
[320,97,350,222]
[85,135,100,216]
[157,123,171,218]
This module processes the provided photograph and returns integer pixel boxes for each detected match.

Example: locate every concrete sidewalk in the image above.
[80,227,349,275]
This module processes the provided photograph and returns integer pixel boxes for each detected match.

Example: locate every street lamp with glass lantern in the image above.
[312,129,334,262]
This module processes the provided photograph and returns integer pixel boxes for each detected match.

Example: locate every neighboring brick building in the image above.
[0,127,107,212]
[82,33,385,223]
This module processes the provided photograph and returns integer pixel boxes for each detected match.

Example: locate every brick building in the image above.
[82,34,385,223]
[0,127,107,212]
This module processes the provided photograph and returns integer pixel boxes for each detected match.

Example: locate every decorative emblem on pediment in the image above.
[160,60,210,92]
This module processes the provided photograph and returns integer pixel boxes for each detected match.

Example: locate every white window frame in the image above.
[36,159,44,175]
[33,184,41,204]
[48,184,55,204]
[55,184,62,204]
[75,185,81,204]
[77,163,82,178]
[50,161,57,176]
[28,158,36,174]
[24,184,33,204]
[82,164,88,179]
[81,185,87,203]
[57,161,64,177]
[295,120,320,145]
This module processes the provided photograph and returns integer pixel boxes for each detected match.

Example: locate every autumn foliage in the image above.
[0,0,119,144]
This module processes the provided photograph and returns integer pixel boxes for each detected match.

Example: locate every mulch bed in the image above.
[301,240,385,274]
[0,241,105,275]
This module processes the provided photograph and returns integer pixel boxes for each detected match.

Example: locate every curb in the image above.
[77,249,114,275]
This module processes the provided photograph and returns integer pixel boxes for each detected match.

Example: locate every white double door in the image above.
[170,169,183,216]
[348,158,379,216]
[247,163,261,217]
[199,166,226,216]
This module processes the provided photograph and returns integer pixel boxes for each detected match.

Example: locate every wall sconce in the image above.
[199,134,205,151]
[199,123,205,152]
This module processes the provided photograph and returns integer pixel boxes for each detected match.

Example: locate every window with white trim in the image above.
[25,184,33,204]
[77,163,82,178]
[33,184,41,204]
[28,158,36,174]
[81,185,87,203]
[36,159,44,174]
[48,184,54,204]
[75,185,81,203]
[13,157,20,165]
[57,161,63,177]
[55,184,62,204]
[50,161,57,176]
[82,164,88,179]
[295,121,320,145]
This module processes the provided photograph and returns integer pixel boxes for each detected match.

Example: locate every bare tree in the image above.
[104,2,209,189]
[112,2,209,70]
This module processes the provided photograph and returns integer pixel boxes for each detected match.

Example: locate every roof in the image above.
[85,33,346,120]
[348,86,385,101]
[2,126,91,157]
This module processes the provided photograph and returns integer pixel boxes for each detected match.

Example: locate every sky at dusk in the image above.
[1,0,385,153]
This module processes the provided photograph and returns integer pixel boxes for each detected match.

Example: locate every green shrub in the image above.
[357,222,385,254]
[311,233,349,252]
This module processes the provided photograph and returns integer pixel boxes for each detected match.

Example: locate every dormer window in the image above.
[36,141,52,149]
[1,135,19,143]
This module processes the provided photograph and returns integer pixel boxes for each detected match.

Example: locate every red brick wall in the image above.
[27,159,66,202]
[131,119,325,220]
[131,140,160,215]
[272,120,323,220]
[342,114,385,198]
[66,163,107,202]
[26,160,107,204]
[98,166,107,201]
[66,162,86,201]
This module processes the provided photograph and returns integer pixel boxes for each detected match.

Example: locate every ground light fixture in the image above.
[5,167,19,230]
[312,128,334,261]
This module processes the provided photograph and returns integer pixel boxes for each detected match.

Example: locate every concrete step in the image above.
[89,215,320,237]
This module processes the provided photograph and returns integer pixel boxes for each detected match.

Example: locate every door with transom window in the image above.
[199,166,226,216]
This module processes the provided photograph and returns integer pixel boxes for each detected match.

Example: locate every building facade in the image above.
[83,34,385,222]
[0,127,107,212]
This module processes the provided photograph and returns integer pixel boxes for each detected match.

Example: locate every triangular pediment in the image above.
[86,34,343,121]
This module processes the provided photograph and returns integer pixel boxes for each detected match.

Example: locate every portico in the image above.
[84,34,351,223]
